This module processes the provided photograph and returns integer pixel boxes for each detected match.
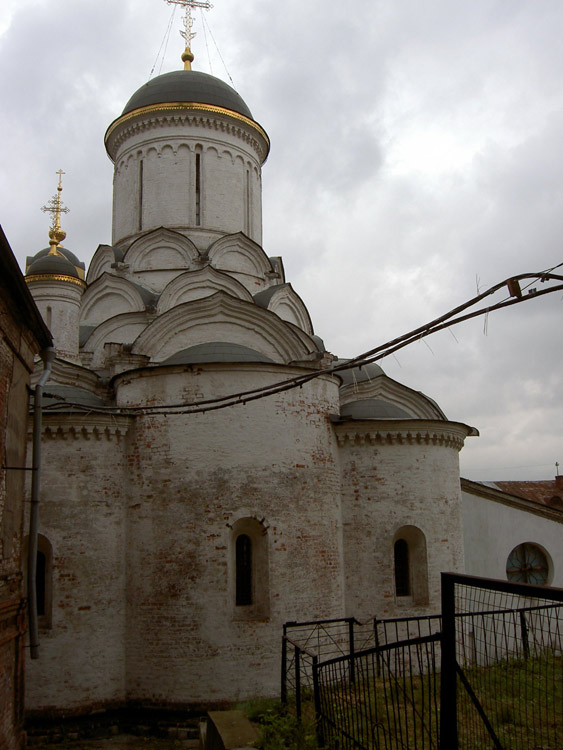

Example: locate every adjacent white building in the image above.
[461,477,563,587]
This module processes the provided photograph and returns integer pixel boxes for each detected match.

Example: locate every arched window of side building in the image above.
[506,543,551,586]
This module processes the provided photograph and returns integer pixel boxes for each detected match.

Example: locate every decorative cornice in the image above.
[105,104,269,163]
[28,414,132,442]
[334,421,470,451]
[25,274,86,288]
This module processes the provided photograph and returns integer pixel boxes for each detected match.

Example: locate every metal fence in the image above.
[314,632,441,749]
[282,614,443,715]
[441,573,563,750]
[282,575,563,749]
[282,617,360,718]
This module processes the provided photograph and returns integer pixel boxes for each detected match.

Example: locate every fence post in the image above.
[374,617,381,677]
[295,645,302,722]
[348,618,356,685]
[519,611,529,660]
[312,655,324,748]
[440,573,458,749]
[281,628,287,704]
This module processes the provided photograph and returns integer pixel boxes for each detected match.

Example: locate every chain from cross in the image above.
[165,0,213,48]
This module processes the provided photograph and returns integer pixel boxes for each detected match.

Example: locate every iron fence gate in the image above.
[282,574,563,749]
[441,572,563,749]
[314,632,441,749]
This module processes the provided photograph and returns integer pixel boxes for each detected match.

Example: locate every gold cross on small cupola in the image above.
[41,169,70,255]
[165,0,213,69]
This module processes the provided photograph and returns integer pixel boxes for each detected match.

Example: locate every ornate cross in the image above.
[41,169,69,252]
[165,0,213,50]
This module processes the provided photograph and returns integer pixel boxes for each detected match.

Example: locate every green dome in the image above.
[26,246,85,280]
[122,70,253,120]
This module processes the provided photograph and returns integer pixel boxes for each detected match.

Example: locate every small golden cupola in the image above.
[25,171,85,362]
[26,170,85,283]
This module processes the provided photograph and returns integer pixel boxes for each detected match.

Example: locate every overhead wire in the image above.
[200,9,213,74]
[149,5,176,80]
[158,5,176,76]
[36,267,563,418]
[201,12,235,87]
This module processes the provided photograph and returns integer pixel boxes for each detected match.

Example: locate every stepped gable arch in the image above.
[80,273,149,326]
[157,266,253,315]
[206,233,275,285]
[80,311,149,368]
[132,292,315,364]
[254,283,314,335]
[86,245,123,284]
[124,228,200,274]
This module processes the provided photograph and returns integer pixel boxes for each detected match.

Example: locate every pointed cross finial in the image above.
[41,169,69,254]
[165,0,213,69]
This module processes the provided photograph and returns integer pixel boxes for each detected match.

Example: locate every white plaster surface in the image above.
[462,490,563,586]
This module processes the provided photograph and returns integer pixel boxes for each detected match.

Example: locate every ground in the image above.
[31,736,198,750]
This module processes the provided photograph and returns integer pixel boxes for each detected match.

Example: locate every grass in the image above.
[311,650,563,749]
[457,651,563,749]
[239,697,319,750]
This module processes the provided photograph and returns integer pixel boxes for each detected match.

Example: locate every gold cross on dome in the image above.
[41,169,69,253]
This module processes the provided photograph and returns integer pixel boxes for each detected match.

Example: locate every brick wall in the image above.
[337,421,468,620]
[25,366,345,711]
[0,251,48,748]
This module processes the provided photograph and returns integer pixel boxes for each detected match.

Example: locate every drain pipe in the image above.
[27,347,55,659]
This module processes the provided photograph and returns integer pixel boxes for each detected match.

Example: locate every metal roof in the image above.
[122,70,253,120]
[161,342,274,365]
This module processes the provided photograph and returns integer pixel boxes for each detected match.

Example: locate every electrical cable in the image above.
[34,267,563,417]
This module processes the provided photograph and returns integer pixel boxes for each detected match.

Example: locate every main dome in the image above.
[122,70,254,120]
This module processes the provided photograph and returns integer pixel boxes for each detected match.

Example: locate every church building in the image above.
[22,14,480,714]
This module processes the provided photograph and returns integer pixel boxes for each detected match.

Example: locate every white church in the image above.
[22,8,563,716]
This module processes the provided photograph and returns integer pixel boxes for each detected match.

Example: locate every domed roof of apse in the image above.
[122,70,254,121]
[341,398,412,420]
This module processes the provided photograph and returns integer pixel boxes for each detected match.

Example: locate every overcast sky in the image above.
[1,0,561,481]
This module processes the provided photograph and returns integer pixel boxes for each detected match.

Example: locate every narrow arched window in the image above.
[393,526,429,605]
[236,534,252,606]
[394,538,410,597]
[24,534,53,628]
